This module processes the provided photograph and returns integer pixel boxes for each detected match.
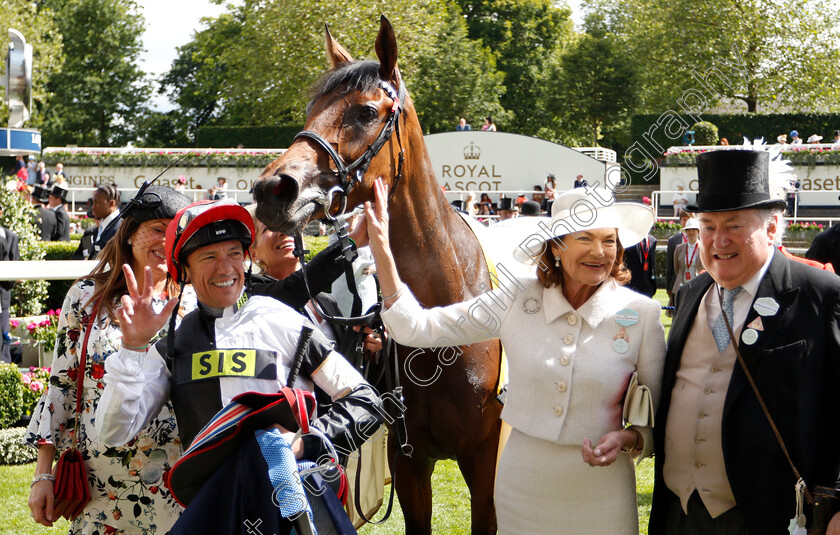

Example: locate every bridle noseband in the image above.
[293,79,406,220]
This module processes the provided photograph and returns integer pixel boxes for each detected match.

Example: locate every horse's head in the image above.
[253,16,411,233]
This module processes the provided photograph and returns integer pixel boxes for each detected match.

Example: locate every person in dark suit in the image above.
[28,186,56,241]
[0,207,20,362]
[48,183,71,241]
[665,209,693,314]
[455,117,471,131]
[649,150,840,535]
[74,185,120,260]
[805,221,840,272]
[624,233,658,297]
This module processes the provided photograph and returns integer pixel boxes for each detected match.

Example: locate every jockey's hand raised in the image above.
[118,264,179,349]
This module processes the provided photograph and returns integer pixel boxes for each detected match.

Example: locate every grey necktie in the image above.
[712,286,742,353]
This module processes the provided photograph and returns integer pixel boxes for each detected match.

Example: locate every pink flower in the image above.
[10,320,19,328]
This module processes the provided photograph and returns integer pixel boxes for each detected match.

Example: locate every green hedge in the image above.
[42,242,78,311]
[0,364,23,429]
[630,112,840,155]
[196,124,303,149]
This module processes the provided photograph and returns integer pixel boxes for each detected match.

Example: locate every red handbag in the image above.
[52,300,100,520]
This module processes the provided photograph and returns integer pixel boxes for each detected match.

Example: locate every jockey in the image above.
[95,199,383,532]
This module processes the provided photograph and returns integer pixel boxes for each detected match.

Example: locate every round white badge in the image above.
[742,328,759,345]
[613,338,629,354]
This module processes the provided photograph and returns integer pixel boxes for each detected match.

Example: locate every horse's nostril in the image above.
[263,174,299,206]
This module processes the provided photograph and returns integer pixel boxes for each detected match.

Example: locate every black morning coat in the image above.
[650,249,840,534]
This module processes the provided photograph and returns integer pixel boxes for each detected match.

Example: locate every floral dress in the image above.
[24,280,196,535]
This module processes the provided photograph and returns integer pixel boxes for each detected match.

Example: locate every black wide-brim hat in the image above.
[688,150,787,213]
[164,388,317,507]
[125,185,191,224]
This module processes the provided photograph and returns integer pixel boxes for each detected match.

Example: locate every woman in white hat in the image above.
[672,217,703,293]
[364,178,665,534]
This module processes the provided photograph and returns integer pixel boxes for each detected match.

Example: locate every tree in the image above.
[160,0,507,137]
[0,1,64,129]
[454,0,575,136]
[547,32,639,146]
[583,0,840,113]
[39,0,150,146]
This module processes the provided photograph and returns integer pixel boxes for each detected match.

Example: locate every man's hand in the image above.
[118,265,179,348]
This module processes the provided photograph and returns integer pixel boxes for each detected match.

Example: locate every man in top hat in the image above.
[28,185,56,241]
[649,150,840,534]
[498,196,519,221]
[518,200,541,216]
[47,183,70,241]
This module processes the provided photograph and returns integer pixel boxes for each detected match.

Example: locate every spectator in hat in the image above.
[807,134,823,144]
[48,184,71,241]
[28,185,56,241]
[776,134,788,144]
[671,217,702,293]
[790,130,803,145]
[498,197,519,221]
[26,155,37,186]
[174,175,187,193]
[649,150,840,534]
[665,209,694,316]
[519,200,541,217]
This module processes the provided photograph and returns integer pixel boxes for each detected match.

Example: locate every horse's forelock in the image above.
[309,60,383,105]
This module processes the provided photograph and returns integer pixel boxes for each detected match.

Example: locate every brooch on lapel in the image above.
[522,297,540,314]
[613,327,629,354]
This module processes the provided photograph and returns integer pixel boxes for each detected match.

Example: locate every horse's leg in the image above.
[394,451,435,535]
[456,424,500,535]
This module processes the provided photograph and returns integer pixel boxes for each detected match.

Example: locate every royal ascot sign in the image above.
[424,131,610,194]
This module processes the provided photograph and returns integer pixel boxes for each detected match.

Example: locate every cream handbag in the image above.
[622,371,654,428]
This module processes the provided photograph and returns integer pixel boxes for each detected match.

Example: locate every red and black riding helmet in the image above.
[165,199,256,281]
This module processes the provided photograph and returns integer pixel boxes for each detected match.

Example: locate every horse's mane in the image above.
[308,60,382,112]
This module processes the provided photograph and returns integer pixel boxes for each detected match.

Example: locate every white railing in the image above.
[665,142,840,154]
[573,147,617,162]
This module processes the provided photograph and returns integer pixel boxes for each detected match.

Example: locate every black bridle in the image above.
[293,79,407,220]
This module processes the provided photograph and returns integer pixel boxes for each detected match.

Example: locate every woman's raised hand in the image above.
[118,265,179,348]
[364,177,403,308]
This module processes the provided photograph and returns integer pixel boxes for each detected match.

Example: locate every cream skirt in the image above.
[495,428,638,534]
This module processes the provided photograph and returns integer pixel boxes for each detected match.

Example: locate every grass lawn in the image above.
[1,289,671,535]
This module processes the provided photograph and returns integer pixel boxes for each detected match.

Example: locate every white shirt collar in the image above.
[543,278,618,327]
[96,211,120,239]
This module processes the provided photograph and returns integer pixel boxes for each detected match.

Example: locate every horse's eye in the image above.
[357,106,378,123]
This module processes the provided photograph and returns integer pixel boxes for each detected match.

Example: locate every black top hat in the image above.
[127,185,192,224]
[519,200,541,216]
[498,197,518,211]
[49,183,69,203]
[32,184,51,203]
[688,150,786,213]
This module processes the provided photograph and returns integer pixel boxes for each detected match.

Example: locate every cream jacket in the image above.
[381,276,665,454]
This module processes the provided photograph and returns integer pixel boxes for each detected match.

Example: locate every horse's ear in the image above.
[375,15,400,86]
[325,23,354,69]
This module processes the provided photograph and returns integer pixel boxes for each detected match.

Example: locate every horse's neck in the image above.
[388,151,486,305]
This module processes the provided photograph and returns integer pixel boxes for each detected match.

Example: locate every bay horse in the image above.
[252,16,502,535]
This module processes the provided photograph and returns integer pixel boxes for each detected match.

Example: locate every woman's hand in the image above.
[118,265,179,348]
[29,478,55,526]
[582,429,639,467]
[364,177,404,309]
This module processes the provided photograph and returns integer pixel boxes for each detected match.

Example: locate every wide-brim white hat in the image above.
[682,217,700,231]
[510,187,654,264]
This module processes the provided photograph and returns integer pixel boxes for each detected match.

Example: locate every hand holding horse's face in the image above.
[364,177,391,255]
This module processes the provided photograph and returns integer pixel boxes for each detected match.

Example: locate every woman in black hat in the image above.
[26,185,195,534]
